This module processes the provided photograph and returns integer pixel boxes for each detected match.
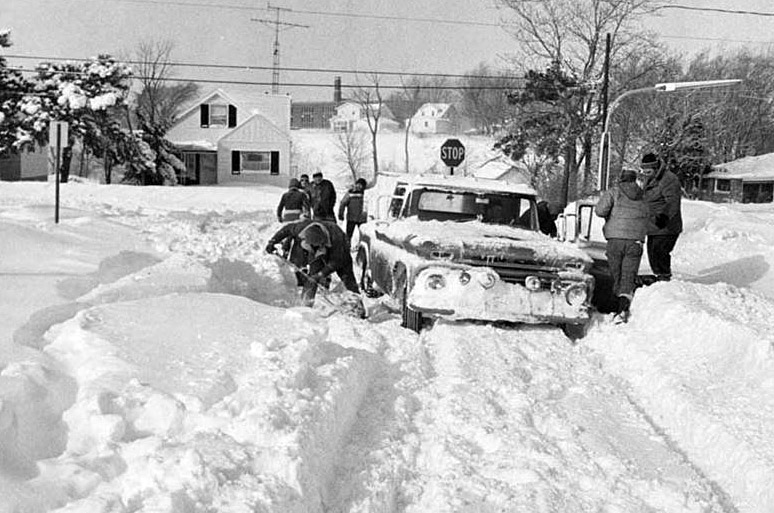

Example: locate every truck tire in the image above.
[395,267,423,332]
[356,248,381,298]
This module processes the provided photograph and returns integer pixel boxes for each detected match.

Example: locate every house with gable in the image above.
[329,100,399,132]
[699,152,774,203]
[409,103,459,135]
[166,87,291,186]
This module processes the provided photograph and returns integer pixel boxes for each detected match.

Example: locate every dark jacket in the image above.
[277,187,310,222]
[311,179,337,220]
[266,219,352,277]
[595,182,650,242]
[642,169,683,236]
[338,188,366,222]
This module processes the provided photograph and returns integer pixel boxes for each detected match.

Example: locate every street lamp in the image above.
[598,79,742,190]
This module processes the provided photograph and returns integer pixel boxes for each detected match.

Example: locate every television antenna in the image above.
[252,3,309,94]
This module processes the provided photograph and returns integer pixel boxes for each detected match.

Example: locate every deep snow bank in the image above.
[586,281,774,513]
[13,293,382,512]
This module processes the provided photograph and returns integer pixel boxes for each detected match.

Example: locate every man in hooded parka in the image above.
[595,168,652,323]
[265,219,359,305]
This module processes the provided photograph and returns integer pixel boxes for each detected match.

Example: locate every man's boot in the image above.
[613,295,631,324]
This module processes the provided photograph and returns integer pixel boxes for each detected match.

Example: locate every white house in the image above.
[166,88,291,186]
[409,103,459,135]
[329,101,399,132]
[474,156,530,184]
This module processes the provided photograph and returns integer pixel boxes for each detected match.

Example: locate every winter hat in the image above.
[288,178,301,189]
[300,223,330,247]
[619,168,637,183]
[641,152,660,169]
[355,178,367,188]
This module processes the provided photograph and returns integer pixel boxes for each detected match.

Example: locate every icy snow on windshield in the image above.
[1,181,773,512]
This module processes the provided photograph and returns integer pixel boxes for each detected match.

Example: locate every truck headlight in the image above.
[565,284,588,306]
[426,274,446,290]
[478,272,497,289]
[524,276,541,291]
[459,271,471,285]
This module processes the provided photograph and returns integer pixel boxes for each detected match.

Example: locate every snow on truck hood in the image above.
[378,218,593,268]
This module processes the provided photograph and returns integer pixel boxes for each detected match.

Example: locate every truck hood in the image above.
[376,218,593,270]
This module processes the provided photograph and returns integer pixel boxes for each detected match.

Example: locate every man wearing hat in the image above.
[265,218,359,306]
[639,152,683,282]
[595,167,651,323]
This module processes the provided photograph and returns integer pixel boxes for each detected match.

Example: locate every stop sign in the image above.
[440,138,466,167]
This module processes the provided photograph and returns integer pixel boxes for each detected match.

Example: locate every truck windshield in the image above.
[413,189,536,229]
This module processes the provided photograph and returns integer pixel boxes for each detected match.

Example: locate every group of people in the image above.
[596,152,683,324]
[268,171,368,307]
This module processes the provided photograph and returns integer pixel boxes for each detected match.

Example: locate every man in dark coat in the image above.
[640,152,683,282]
[595,168,651,323]
[265,219,359,306]
[338,177,368,240]
[276,178,310,222]
[310,171,337,221]
[536,200,558,237]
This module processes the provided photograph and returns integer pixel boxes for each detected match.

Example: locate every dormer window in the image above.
[200,103,237,128]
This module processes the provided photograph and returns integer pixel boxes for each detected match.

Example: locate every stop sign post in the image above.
[440,138,465,175]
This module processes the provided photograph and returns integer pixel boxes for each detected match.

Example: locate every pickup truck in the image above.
[355,173,596,332]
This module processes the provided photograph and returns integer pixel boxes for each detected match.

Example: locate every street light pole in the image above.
[598,79,742,190]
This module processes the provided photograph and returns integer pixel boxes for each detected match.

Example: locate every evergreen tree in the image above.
[0,30,29,156]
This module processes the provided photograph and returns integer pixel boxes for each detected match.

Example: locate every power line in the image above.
[4,54,521,81]
[9,66,525,91]
[62,0,502,27]
[659,4,774,17]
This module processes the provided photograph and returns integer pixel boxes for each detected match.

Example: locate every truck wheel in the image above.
[396,268,423,333]
[356,249,381,298]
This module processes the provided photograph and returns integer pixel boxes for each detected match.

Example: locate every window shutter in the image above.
[200,105,209,127]
[228,105,237,128]
[231,151,241,174]
[270,151,280,175]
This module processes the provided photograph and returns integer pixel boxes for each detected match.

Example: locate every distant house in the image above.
[473,156,529,184]
[409,103,459,135]
[166,88,291,186]
[329,101,399,132]
[700,153,774,203]
[0,145,50,181]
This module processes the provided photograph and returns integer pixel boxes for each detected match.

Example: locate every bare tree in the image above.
[497,0,661,203]
[459,63,519,135]
[352,73,386,178]
[333,127,369,183]
[133,39,199,127]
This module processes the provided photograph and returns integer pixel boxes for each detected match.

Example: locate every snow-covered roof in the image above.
[474,157,530,184]
[171,140,218,151]
[176,87,289,122]
[379,172,536,196]
[414,103,452,118]
[707,152,774,181]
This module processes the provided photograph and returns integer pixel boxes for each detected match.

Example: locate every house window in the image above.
[715,179,731,193]
[200,103,237,128]
[231,150,280,175]
[242,151,271,172]
[209,104,228,127]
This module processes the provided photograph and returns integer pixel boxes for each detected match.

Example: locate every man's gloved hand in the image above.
[655,213,669,229]
[265,243,276,254]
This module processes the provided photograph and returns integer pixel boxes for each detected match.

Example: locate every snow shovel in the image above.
[268,253,366,319]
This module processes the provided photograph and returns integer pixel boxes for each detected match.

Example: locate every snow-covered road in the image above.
[1,182,773,512]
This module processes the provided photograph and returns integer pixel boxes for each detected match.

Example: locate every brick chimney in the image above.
[334,76,342,103]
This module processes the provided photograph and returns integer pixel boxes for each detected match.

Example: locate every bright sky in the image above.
[2,0,774,100]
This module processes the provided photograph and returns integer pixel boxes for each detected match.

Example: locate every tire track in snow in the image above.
[320,318,426,513]
[403,320,729,512]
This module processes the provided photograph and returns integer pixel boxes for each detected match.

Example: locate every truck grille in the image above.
[458,256,559,287]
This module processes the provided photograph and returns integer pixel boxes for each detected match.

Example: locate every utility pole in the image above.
[252,4,309,94]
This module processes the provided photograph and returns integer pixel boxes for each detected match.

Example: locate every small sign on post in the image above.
[48,121,69,224]
[440,138,466,175]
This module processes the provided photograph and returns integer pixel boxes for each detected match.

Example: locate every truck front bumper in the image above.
[407,265,594,325]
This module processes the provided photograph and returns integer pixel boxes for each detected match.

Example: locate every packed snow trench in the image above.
[1,183,774,512]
